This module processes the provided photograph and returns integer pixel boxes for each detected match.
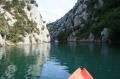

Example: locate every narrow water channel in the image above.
[0,43,120,79]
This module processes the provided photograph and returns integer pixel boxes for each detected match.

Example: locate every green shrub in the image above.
[3,2,12,11]
[27,5,31,11]
[57,29,73,42]
[0,14,8,35]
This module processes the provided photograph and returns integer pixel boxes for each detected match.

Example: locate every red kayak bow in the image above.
[68,67,93,79]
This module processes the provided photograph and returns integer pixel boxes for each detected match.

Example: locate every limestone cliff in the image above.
[0,0,50,46]
[48,0,120,43]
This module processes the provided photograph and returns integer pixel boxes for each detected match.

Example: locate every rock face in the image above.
[48,0,120,43]
[101,28,110,42]
[0,34,5,46]
[0,0,50,46]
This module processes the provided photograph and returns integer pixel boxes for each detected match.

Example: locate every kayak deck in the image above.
[68,67,93,79]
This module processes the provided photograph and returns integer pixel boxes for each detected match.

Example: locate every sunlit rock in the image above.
[101,28,110,42]
[0,0,50,46]
[0,34,5,46]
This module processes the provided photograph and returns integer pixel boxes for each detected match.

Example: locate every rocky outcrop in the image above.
[0,34,5,46]
[47,0,99,42]
[101,28,110,42]
[0,0,50,46]
[47,0,94,42]
[48,0,120,43]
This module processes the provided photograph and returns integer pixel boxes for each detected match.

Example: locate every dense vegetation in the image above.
[87,0,120,43]
[76,0,120,43]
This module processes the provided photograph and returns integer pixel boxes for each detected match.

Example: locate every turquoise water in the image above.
[0,43,120,79]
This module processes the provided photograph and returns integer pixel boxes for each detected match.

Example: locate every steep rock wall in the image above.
[0,0,50,46]
[48,0,120,43]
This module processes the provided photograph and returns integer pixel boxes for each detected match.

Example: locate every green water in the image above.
[0,43,120,79]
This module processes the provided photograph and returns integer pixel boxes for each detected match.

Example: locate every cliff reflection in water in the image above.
[0,43,50,79]
[49,43,120,79]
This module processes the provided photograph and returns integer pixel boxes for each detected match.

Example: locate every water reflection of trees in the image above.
[0,43,50,79]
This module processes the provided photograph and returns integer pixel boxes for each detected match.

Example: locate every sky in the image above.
[36,0,77,23]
